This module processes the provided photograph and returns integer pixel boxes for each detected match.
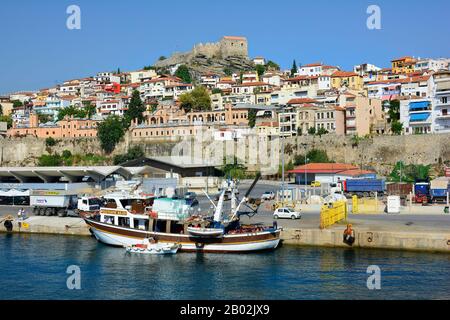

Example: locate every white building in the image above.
[129,69,157,84]
[400,98,433,135]
[415,58,450,72]
[432,71,450,133]
[353,63,381,76]
[253,57,266,66]
[298,63,323,77]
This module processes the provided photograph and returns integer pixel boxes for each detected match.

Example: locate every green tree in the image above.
[124,90,146,128]
[223,67,233,76]
[388,161,430,182]
[316,127,329,136]
[307,127,316,135]
[211,88,223,95]
[97,115,125,153]
[0,104,3,116]
[388,100,400,122]
[113,146,145,165]
[12,100,23,108]
[265,60,280,71]
[256,64,265,77]
[0,114,12,129]
[221,157,247,180]
[175,65,192,83]
[294,149,331,165]
[38,154,63,166]
[57,106,87,121]
[179,86,211,112]
[38,114,53,123]
[391,120,403,135]
[45,137,57,147]
[158,56,167,61]
[248,109,257,128]
[83,101,96,119]
[291,60,297,77]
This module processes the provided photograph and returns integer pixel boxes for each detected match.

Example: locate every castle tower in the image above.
[219,36,248,58]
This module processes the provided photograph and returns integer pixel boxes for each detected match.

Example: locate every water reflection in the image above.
[1,234,450,300]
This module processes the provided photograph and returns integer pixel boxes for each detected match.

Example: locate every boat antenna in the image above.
[230,173,261,221]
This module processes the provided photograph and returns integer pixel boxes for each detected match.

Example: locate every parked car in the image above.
[184,192,197,200]
[273,207,301,220]
[261,191,275,200]
[311,181,321,187]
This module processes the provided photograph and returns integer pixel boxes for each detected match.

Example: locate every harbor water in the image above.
[1,233,450,300]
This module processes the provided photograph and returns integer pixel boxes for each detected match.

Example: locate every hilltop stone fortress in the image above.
[154,36,250,70]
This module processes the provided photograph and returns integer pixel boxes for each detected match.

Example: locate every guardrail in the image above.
[320,200,347,229]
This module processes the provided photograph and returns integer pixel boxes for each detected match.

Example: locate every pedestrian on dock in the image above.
[17,208,25,221]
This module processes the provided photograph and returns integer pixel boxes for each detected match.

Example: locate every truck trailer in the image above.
[429,179,450,203]
[341,179,385,197]
[30,190,78,217]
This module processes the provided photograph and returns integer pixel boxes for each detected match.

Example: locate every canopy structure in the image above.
[0,189,30,196]
[410,112,431,122]
[409,101,430,111]
[0,166,146,183]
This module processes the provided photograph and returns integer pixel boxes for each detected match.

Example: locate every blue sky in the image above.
[0,0,449,94]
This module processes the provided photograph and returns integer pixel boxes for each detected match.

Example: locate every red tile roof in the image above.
[331,71,359,78]
[287,98,319,105]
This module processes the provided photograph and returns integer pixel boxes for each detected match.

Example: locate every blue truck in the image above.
[342,179,386,197]
[429,179,450,203]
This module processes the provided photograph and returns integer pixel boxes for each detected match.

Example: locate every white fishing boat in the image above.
[85,174,281,253]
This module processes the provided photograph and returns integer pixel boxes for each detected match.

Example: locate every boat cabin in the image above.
[99,195,192,234]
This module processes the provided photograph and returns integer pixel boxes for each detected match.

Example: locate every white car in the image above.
[261,191,275,200]
[273,207,301,220]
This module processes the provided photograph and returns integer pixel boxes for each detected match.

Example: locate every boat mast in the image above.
[230,173,261,221]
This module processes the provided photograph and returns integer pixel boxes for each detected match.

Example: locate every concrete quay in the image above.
[0,216,91,236]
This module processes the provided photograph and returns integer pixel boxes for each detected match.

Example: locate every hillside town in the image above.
[1,36,449,143]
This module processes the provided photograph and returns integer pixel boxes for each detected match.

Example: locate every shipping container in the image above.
[386,183,413,198]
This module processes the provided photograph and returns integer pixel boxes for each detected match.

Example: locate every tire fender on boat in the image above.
[195,242,205,249]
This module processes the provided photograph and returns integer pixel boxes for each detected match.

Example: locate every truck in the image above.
[30,190,79,217]
[76,196,104,217]
[414,180,431,203]
[429,179,450,203]
[334,179,385,197]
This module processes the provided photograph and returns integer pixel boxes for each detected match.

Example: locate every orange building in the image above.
[7,114,100,138]
[130,104,249,139]
[391,56,417,74]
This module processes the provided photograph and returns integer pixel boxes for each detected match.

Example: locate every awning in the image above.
[436,82,450,91]
[410,112,431,122]
[409,101,430,110]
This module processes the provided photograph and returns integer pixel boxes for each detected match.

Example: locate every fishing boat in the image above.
[84,175,281,253]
